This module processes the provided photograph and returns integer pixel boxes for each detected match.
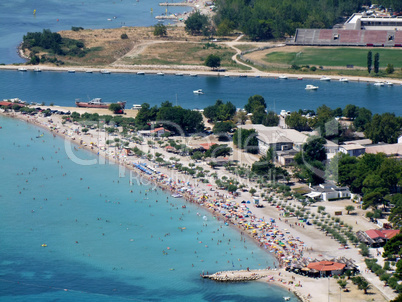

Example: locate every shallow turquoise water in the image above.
[0,115,297,301]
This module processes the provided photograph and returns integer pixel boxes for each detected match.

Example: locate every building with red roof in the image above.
[307,261,346,276]
[357,229,400,247]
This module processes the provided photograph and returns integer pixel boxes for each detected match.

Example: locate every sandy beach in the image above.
[0,107,397,302]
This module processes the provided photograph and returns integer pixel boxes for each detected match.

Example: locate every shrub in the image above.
[121,33,128,39]
[310,66,317,72]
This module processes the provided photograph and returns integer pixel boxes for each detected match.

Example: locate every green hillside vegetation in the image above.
[22,29,93,65]
[214,0,402,40]
[264,48,402,68]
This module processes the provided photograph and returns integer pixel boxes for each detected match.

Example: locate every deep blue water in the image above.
[1,70,401,115]
[0,115,297,301]
[0,0,191,64]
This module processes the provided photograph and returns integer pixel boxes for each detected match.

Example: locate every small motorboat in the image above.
[157,72,164,76]
[320,76,331,81]
[41,244,47,247]
[283,297,290,301]
[171,193,183,198]
[374,81,384,86]
[297,77,303,80]
[68,70,75,73]
[18,67,27,72]
[189,73,198,77]
[193,89,204,94]
[85,70,93,73]
[305,84,318,90]
[34,68,42,72]
[384,81,393,86]
[100,69,111,74]
[339,78,349,82]
[137,71,145,75]
[278,75,288,79]
[175,73,184,76]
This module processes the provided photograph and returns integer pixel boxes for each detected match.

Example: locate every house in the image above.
[307,261,346,276]
[239,125,308,155]
[339,143,366,157]
[365,143,402,159]
[356,229,400,247]
[150,127,170,137]
[276,149,299,166]
[306,182,351,201]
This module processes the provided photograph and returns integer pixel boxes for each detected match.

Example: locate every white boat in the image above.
[320,76,331,81]
[33,68,42,72]
[171,193,183,198]
[339,78,348,82]
[137,71,145,75]
[132,104,142,110]
[68,70,75,73]
[156,72,164,76]
[305,84,319,90]
[175,73,184,76]
[100,69,111,74]
[189,73,198,77]
[283,297,291,301]
[85,70,93,73]
[384,81,393,86]
[278,75,288,79]
[374,81,384,86]
[18,67,27,72]
[193,89,204,94]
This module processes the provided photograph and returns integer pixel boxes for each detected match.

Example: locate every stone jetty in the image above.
[201,269,270,282]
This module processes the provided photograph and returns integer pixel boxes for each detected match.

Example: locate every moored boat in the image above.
[339,78,348,82]
[156,72,164,76]
[171,193,183,198]
[305,84,319,90]
[18,67,27,72]
[278,75,288,79]
[75,98,126,109]
[320,76,331,81]
[374,81,384,86]
[100,69,111,74]
[34,68,42,72]
[193,89,204,94]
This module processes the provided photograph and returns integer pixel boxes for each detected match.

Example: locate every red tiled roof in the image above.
[150,127,170,133]
[365,229,400,240]
[199,143,216,150]
[307,261,345,272]
[0,101,24,107]
[382,229,400,239]
[366,229,385,239]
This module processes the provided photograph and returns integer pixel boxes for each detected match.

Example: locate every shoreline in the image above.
[0,110,309,301]
[0,108,394,302]
[1,64,401,84]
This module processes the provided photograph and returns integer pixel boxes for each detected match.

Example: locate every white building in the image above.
[345,13,402,31]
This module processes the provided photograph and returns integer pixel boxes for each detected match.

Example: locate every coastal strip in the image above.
[1,65,401,85]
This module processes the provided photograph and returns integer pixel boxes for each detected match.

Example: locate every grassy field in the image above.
[126,42,240,69]
[264,47,402,68]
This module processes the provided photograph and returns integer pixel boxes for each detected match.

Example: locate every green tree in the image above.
[301,136,327,163]
[251,105,266,124]
[343,104,359,120]
[383,234,402,259]
[262,111,279,127]
[285,112,310,131]
[213,121,235,140]
[233,128,259,154]
[216,19,234,36]
[364,113,402,144]
[374,52,380,74]
[154,24,167,36]
[367,50,372,74]
[385,63,394,74]
[353,107,372,131]
[205,54,221,70]
[185,11,209,35]
[345,205,354,215]
[108,103,123,114]
[204,144,232,158]
[244,95,266,113]
[120,33,128,39]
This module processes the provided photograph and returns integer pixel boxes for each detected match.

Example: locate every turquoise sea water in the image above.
[1,70,401,115]
[0,115,297,301]
[0,0,191,64]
